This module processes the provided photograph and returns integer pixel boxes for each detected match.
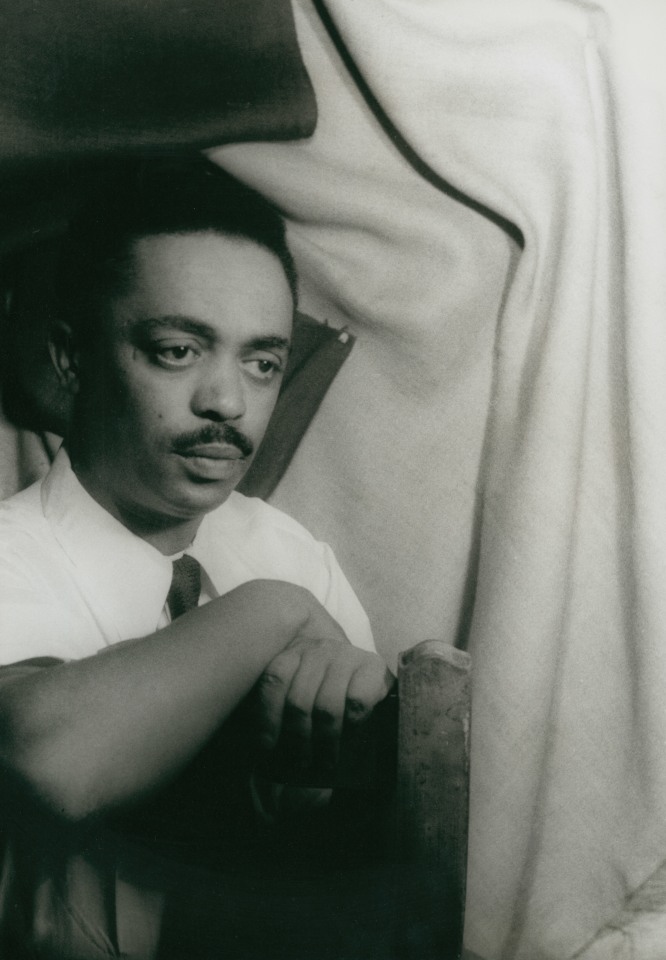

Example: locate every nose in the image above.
[191,360,246,422]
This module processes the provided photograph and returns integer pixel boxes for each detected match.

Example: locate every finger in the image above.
[256,648,302,750]
[345,659,394,726]
[279,648,329,770]
[311,658,354,771]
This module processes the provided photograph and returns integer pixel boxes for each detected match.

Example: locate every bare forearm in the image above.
[0,581,310,821]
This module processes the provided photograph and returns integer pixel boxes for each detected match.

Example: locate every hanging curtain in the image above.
[212,2,666,957]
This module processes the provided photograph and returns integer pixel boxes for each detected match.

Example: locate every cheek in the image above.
[117,369,180,431]
[132,396,174,436]
[248,386,281,432]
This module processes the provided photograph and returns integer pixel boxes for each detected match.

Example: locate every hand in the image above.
[255,596,394,781]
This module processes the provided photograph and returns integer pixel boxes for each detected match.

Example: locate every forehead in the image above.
[104,231,293,341]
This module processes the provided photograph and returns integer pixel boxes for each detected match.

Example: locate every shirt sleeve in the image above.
[0,558,94,666]
[311,542,376,653]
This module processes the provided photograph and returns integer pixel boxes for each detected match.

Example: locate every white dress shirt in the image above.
[0,446,374,666]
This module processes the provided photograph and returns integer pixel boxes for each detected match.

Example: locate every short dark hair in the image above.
[55,155,297,339]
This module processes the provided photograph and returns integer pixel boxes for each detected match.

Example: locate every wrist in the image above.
[270,582,313,640]
[226,579,313,643]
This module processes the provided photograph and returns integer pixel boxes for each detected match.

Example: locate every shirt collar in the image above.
[42,447,176,642]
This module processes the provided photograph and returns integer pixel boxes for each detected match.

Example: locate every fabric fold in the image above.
[214,2,666,957]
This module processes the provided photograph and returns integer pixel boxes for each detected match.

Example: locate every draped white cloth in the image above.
[210,2,666,957]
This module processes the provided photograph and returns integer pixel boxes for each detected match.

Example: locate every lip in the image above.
[177,443,244,461]
[175,444,246,482]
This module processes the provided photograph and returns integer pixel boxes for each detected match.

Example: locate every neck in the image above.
[115,510,202,556]
[69,453,204,556]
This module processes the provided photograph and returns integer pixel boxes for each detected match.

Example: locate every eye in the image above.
[152,343,201,368]
[244,356,284,382]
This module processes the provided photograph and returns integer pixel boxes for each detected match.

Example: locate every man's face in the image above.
[68,231,293,534]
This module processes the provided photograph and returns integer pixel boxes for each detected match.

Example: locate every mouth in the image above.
[177,443,245,461]
[174,444,247,482]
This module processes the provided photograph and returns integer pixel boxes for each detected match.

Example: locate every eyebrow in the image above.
[130,316,291,352]
[247,335,291,353]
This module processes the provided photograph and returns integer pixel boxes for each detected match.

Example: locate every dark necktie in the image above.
[167,554,202,619]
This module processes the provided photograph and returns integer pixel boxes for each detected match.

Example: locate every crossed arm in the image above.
[0,580,393,822]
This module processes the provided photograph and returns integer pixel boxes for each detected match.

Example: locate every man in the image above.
[0,157,392,959]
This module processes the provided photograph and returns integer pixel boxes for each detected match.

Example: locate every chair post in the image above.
[396,640,472,959]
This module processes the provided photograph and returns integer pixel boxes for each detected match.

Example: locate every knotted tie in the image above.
[167,554,202,620]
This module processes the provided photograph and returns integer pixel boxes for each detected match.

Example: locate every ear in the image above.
[48,320,81,395]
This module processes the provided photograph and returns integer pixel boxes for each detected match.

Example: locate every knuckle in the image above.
[308,636,336,656]
[261,650,299,682]
[258,667,290,692]
[297,638,323,659]
[258,669,284,687]
[345,696,371,722]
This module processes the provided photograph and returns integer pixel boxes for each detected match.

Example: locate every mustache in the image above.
[172,423,254,459]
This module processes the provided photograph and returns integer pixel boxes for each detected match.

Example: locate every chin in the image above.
[169,480,236,518]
